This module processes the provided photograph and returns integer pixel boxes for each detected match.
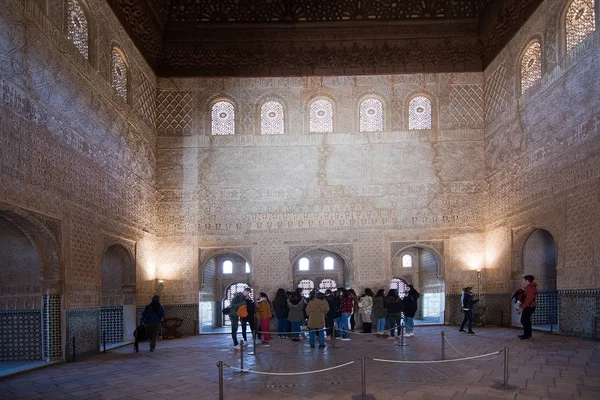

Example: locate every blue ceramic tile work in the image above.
[66,309,99,359]
[0,310,42,361]
[42,295,62,359]
[558,290,600,338]
[531,291,558,325]
[100,306,123,343]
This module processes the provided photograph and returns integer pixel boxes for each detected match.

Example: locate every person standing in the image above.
[140,295,166,352]
[273,288,290,339]
[459,287,478,334]
[338,288,353,340]
[306,291,329,348]
[372,289,387,337]
[324,289,340,339]
[255,292,273,346]
[384,289,403,339]
[402,285,420,337]
[229,287,252,350]
[240,296,256,343]
[518,275,538,340]
[358,288,374,333]
[287,291,306,342]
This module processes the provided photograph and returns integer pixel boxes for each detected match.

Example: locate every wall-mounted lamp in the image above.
[156,279,164,293]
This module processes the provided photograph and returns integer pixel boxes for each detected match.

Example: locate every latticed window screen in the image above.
[211,101,235,135]
[359,98,384,132]
[521,42,542,94]
[402,254,413,268]
[298,257,310,271]
[566,0,596,53]
[222,282,252,326]
[309,99,333,133]
[319,278,337,293]
[298,279,315,298]
[390,278,409,299]
[323,256,334,270]
[408,96,432,129]
[261,101,284,135]
[111,49,127,101]
[67,0,88,59]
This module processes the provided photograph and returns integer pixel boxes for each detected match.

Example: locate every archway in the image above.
[514,229,558,330]
[292,249,349,295]
[199,251,251,331]
[100,244,135,347]
[391,245,445,324]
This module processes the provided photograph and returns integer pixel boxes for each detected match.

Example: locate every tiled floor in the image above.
[1,326,599,399]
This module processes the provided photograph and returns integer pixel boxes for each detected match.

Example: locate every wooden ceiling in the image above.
[107,0,544,76]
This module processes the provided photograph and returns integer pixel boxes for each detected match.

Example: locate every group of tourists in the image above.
[133,274,538,352]
[225,284,421,350]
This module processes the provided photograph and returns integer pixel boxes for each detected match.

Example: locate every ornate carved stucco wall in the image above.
[483,0,600,335]
[155,72,489,299]
[0,0,158,315]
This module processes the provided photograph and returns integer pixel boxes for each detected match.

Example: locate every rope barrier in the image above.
[223,360,356,376]
[442,336,501,360]
[372,351,501,364]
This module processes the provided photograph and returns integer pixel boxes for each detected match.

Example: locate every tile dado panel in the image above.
[0,310,42,361]
[100,306,123,344]
[66,309,99,359]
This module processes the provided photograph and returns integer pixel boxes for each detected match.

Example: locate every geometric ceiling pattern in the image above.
[107,0,545,77]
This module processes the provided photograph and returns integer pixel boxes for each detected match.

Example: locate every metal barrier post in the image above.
[72,337,76,362]
[503,346,509,388]
[103,330,106,353]
[240,339,244,371]
[217,361,224,400]
[361,355,367,399]
[249,324,257,355]
[400,324,405,346]
[441,330,445,360]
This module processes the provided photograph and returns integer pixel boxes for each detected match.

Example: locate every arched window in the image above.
[319,278,337,293]
[402,254,413,268]
[408,96,432,130]
[245,262,250,273]
[222,260,233,274]
[298,279,315,298]
[211,101,235,135]
[565,0,596,53]
[323,256,334,270]
[111,48,128,102]
[66,0,89,59]
[261,101,284,135]
[359,98,384,132]
[390,278,409,298]
[520,41,542,94]
[298,257,310,271]
[309,99,333,133]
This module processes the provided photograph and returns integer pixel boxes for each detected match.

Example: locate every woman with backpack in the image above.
[139,295,166,352]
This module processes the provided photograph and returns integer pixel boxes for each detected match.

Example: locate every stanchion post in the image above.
[400,324,405,347]
[441,330,445,360]
[240,338,244,370]
[217,361,224,400]
[361,355,367,399]
[72,337,76,362]
[103,330,106,353]
[503,346,509,388]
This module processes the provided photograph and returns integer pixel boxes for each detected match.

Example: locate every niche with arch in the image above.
[100,244,135,345]
[391,245,445,324]
[514,229,558,330]
[292,249,349,295]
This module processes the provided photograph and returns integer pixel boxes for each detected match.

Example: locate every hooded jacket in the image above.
[287,298,306,322]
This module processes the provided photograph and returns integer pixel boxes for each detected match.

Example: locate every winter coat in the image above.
[287,298,306,322]
[358,295,373,315]
[372,296,386,320]
[255,299,272,320]
[519,282,538,310]
[272,296,289,318]
[241,299,255,322]
[141,302,166,325]
[229,292,246,317]
[461,291,478,310]
[306,298,330,329]
[384,295,403,314]
[402,289,420,318]
[326,295,341,319]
